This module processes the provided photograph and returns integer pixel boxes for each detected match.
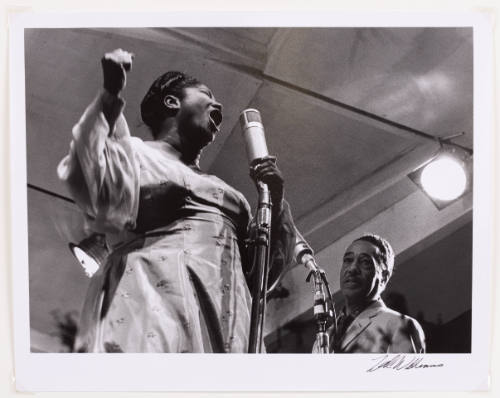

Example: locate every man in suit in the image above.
[314,234,425,353]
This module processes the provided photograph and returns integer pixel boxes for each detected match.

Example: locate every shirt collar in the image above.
[340,298,385,320]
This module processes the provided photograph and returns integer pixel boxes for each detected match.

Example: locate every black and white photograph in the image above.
[8,11,494,391]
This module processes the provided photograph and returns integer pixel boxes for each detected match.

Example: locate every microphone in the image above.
[294,229,320,272]
[239,109,269,165]
[239,110,316,272]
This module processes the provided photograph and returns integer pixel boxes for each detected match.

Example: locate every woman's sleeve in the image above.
[57,90,140,233]
[267,200,297,290]
[243,199,297,292]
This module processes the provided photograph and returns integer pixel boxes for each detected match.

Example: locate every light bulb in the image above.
[420,156,467,201]
[72,246,100,277]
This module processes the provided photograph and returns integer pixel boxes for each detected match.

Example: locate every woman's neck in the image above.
[161,134,202,168]
[155,119,206,168]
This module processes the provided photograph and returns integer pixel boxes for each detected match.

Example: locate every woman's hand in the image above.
[249,156,284,212]
[101,49,134,96]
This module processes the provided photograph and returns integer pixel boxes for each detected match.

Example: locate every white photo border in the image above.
[9,10,494,391]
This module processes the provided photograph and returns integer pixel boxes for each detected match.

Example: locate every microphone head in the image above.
[239,108,269,163]
[239,108,262,125]
[294,240,313,261]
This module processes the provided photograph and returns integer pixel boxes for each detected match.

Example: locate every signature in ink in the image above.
[366,354,444,372]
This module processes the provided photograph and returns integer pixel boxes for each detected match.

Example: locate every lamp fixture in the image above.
[420,155,467,201]
[409,136,472,209]
[68,233,110,278]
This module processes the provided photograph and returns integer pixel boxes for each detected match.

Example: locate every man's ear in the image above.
[380,269,390,285]
[163,95,181,111]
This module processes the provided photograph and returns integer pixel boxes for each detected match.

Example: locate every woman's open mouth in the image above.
[209,109,222,132]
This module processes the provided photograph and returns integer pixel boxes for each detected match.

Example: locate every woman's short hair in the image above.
[355,233,395,278]
[140,71,200,138]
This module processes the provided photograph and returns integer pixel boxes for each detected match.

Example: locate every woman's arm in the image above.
[266,199,298,290]
[57,49,140,233]
[246,156,297,291]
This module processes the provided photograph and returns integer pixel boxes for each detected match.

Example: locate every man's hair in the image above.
[355,233,395,279]
[140,71,200,138]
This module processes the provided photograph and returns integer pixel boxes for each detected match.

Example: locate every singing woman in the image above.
[57,49,296,353]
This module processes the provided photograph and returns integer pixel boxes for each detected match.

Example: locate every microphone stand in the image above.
[247,181,272,353]
[296,242,336,354]
[306,267,334,353]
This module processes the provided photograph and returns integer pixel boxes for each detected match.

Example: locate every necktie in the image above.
[331,313,354,353]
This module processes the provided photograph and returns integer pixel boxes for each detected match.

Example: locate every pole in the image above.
[303,260,335,354]
[247,181,272,353]
[310,270,330,353]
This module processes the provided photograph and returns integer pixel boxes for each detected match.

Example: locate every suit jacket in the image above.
[313,300,426,353]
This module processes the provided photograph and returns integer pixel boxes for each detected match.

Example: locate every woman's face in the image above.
[176,84,223,149]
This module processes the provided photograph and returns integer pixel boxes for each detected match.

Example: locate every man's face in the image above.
[176,84,223,149]
[340,240,386,304]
